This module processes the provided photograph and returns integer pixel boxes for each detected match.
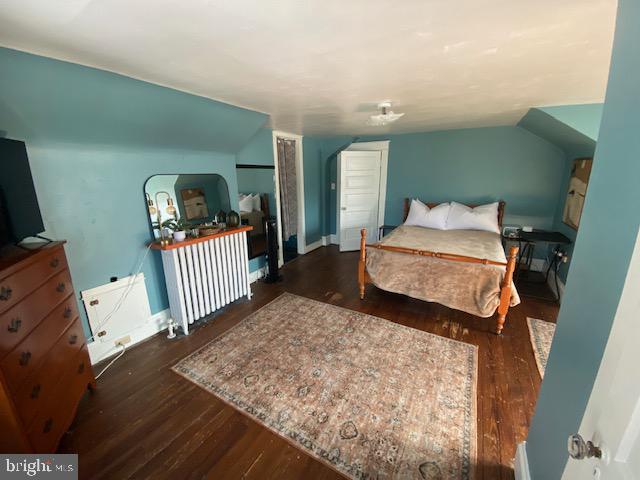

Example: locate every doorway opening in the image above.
[272,131,305,266]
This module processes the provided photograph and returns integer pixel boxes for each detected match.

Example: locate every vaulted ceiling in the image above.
[0,0,617,135]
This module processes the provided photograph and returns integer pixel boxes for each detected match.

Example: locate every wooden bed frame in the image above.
[358,199,518,334]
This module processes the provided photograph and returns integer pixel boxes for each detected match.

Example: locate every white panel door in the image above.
[338,150,381,252]
[563,230,640,480]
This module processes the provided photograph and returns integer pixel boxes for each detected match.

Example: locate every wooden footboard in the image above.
[358,228,519,334]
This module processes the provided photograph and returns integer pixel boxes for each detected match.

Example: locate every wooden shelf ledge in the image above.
[150,226,253,251]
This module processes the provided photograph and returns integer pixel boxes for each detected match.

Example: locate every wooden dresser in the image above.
[0,241,95,453]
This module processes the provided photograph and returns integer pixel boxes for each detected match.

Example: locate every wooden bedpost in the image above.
[496,245,519,334]
[359,228,367,299]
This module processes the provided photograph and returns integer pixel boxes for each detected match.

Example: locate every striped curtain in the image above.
[276,138,298,240]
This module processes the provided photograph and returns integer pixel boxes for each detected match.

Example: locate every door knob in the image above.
[341,207,347,210]
[568,433,602,460]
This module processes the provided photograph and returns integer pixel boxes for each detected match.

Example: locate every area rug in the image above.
[173,293,478,480]
[527,317,556,378]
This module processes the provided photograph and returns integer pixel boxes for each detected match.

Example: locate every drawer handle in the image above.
[63,307,73,319]
[30,384,41,399]
[50,257,60,268]
[19,351,32,366]
[8,318,22,333]
[69,334,79,345]
[43,418,53,434]
[0,286,12,301]
[78,362,85,374]
[56,282,66,293]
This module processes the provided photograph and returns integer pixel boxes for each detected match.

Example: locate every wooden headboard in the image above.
[402,199,506,227]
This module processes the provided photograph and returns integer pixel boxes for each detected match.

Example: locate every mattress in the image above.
[366,225,520,317]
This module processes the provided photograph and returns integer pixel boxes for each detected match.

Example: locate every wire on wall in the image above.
[87,243,153,378]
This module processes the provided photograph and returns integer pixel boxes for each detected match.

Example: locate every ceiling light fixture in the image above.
[367,101,405,126]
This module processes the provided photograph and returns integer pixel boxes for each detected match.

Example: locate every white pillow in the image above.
[239,195,254,213]
[251,194,261,211]
[445,201,500,233]
[404,199,450,230]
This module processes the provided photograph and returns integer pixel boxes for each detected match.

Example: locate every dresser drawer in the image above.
[2,314,83,395]
[14,317,84,428]
[27,346,93,453]
[0,269,74,358]
[0,248,67,315]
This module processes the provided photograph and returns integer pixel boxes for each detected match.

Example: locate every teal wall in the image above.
[322,128,566,242]
[319,137,357,238]
[0,47,267,337]
[28,145,238,338]
[518,105,603,281]
[539,104,603,141]
[236,128,274,166]
[518,108,597,159]
[303,136,329,244]
[0,48,266,152]
[525,1,640,478]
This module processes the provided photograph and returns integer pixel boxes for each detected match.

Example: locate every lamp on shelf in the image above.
[146,193,157,216]
[155,191,178,244]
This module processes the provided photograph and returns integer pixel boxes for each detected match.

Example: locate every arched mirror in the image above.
[144,174,231,239]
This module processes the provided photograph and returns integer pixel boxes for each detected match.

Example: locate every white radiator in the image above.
[159,229,251,334]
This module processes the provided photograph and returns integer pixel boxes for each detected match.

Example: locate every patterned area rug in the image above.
[173,293,478,480]
[527,317,556,378]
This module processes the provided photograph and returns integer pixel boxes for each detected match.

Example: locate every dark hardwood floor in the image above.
[59,245,558,479]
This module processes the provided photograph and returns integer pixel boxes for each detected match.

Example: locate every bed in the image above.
[358,199,520,334]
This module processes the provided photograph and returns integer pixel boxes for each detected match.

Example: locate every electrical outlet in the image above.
[331,182,336,190]
[114,335,131,347]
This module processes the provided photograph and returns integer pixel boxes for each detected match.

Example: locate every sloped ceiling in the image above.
[538,104,603,141]
[518,104,602,157]
[0,48,267,153]
[0,0,617,135]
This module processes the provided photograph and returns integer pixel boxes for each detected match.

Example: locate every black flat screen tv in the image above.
[0,138,45,246]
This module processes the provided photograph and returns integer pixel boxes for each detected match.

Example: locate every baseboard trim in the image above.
[304,238,324,253]
[89,267,268,365]
[248,266,266,283]
[304,235,334,253]
[515,442,532,480]
[87,308,171,365]
[330,234,338,245]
